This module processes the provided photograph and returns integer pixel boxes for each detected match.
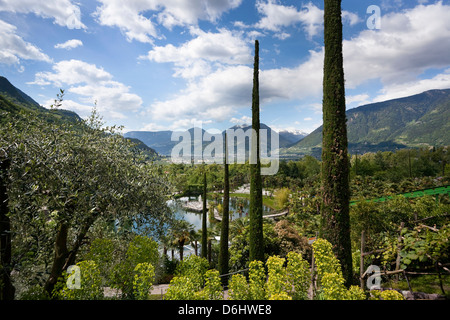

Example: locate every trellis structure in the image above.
[350,184,450,206]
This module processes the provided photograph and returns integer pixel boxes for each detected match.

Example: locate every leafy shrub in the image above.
[164,276,198,300]
[274,187,290,209]
[164,255,212,300]
[370,289,404,300]
[200,269,223,300]
[228,274,249,300]
[174,255,209,289]
[133,262,155,300]
[110,235,160,298]
[54,260,103,300]
[286,251,310,300]
[312,238,342,279]
[248,260,266,300]
[312,238,365,300]
[229,252,311,300]
[266,256,287,299]
[269,292,292,300]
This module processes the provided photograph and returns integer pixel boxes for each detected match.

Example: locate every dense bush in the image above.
[53,260,103,300]
[164,255,223,300]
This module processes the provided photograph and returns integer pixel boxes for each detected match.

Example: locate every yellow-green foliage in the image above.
[201,269,223,300]
[312,238,342,277]
[164,275,198,300]
[228,274,249,300]
[312,238,366,300]
[229,252,310,300]
[164,256,223,300]
[133,262,155,300]
[269,292,292,300]
[54,260,103,300]
[370,289,404,300]
[265,256,287,298]
[320,272,348,300]
[249,260,267,300]
[347,285,367,300]
[274,187,290,209]
[286,251,310,300]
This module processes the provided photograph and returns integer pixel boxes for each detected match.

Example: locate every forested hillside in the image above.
[284,89,450,158]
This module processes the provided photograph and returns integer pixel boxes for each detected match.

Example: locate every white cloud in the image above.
[255,0,305,31]
[148,47,324,123]
[30,59,112,86]
[343,1,450,87]
[93,0,242,43]
[0,0,85,29]
[342,10,362,26]
[149,65,251,122]
[143,2,450,128]
[54,39,83,50]
[346,94,370,108]
[140,27,252,78]
[0,19,51,65]
[140,117,212,132]
[254,1,361,39]
[373,68,450,102]
[273,32,290,40]
[230,115,252,125]
[30,59,143,119]
[260,49,323,101]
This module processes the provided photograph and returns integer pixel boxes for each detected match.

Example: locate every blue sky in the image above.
[1,0,450,135]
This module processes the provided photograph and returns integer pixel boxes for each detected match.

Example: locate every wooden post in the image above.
[435,262,446,296]
[360,230,366,290]
[395,222,405,282]
[310,249,316,298]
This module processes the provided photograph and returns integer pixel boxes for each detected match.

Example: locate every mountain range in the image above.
[282,88,450,158]
[0,76,158,157]
[124,124,308,157]
[1,76,449,160]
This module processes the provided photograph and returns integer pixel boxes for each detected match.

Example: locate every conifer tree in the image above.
[201,170,208,259]
[249,40,264,262]
[321,0,353,287]
[218,133,229,283]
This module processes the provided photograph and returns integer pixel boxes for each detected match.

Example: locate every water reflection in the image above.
[168,195,272,230]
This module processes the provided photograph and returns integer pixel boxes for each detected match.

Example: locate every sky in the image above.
[1,0,450,135]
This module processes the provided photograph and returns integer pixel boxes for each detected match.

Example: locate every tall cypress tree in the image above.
[201,170,208,259]
[321,0,353,287]
[218,133,229,283]
[249,40,264,262]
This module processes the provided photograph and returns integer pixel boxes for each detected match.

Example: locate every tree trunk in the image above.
[193,241,198,256]
[179,239,185,261]
[0,156,15,300]
[321,0,353,287]
[44,210,98,297]
[249,39,264,263]
[201,171,208,259]
[44,222,70,296]
[218,133,230,283]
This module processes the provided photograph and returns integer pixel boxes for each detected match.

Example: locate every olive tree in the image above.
[1,108,172,297]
